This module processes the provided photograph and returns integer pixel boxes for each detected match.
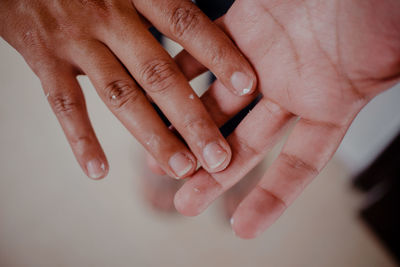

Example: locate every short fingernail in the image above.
[231,72,254,96]
[169,152,194,179]
[203,142,228,170]
[86,158,106,179]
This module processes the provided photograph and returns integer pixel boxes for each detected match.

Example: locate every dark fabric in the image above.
[150,0,235,42]
[354,132,400,263]
[196,0,235,20]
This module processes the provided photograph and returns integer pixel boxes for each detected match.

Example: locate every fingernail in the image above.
[86,158,106,179]
[169,152,193,179]
[203,142,228,170]
[231,72,254,96]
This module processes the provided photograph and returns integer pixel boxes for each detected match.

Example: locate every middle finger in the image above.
[98,8,232,173]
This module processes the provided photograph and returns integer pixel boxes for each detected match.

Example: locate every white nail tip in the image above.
[240,87,251,96]
[176,164,192,178]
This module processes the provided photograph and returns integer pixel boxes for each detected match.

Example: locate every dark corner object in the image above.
[353,130,400,264]
[149,0,235,44]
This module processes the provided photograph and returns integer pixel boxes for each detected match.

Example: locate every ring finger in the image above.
[70,40,197,179]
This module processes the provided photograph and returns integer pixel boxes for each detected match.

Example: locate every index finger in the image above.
[134,0,257,96]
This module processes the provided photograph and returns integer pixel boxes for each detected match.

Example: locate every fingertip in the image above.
[86,158,109,180]
[230,213,259,240]
[230,71,257,97]
[174,188,201,217]
[168,152,197,180]
[202,141,232,173]
[232,186,287,239]
[217,141,233,173]
[174,170,224,216]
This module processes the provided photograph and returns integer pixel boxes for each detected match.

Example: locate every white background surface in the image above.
[337,84,400,175]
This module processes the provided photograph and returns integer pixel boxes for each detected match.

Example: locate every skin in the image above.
[167,0,400,238]
[0,0,257,180]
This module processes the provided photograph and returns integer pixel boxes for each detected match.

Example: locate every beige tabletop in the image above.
[0,38,396,267]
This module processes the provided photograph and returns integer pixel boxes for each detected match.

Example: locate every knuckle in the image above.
[259,99,290,120]
[70,135,94,150]
[19,29,52,56]
[234,135,263,156]
[56,20,88,41]
[169,5,201,38]
[280,152,318,175]
[104,80,140,110]
[256,185,288,208]
[182,116,209,132]
[21,29,41,48]
[76,0,111,14]
[49,92,81,116]
[140,60,177,94]
[208,44,227,67]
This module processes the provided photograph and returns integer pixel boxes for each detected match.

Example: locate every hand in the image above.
[172,0,400,238]
[0,0,257,180]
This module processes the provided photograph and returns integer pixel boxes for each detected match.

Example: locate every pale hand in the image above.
[172,0,400,238]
